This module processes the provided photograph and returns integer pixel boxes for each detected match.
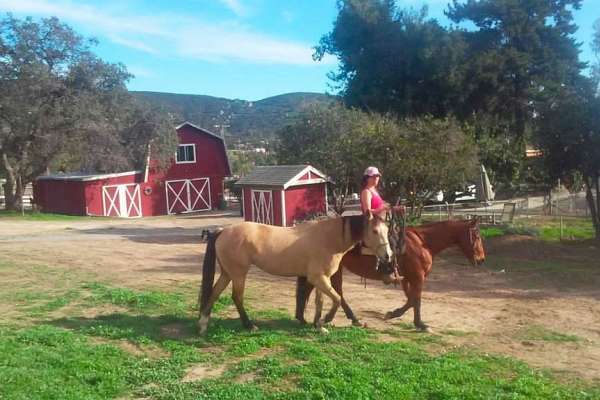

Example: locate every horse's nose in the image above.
[477,258,485,266]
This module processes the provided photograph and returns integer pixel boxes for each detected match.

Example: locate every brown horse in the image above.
[198,213,393,334]
[295,219,486,331]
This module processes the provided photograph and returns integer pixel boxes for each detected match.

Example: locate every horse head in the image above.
[362,210,394,264]
[459,218,486,267]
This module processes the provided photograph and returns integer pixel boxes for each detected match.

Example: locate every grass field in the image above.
[0,210,90,221]
[1,260,599,400]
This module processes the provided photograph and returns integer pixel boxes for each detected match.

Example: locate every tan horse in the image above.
[198,213,393,334]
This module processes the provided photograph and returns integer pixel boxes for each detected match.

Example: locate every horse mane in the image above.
[342,215,366,242]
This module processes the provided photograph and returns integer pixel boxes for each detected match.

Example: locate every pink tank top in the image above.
[370,189,384,210]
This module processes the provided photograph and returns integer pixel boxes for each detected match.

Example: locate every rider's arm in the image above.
[360,189,372,214]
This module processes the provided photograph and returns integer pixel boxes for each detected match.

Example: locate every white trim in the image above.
[281,190,286,227]
[144,144,151,183]
[175,143,196,164]
[165,177,211,215]
[251,189,273,225]
[285,178,327,188]
[325,185,329,214]
[101,183,142,218]
[283,165,327,189]
[38,170,141,182]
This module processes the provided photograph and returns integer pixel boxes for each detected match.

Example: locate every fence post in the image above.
[560,215,564,241]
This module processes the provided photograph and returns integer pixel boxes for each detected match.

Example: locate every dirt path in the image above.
[1,215,599,381]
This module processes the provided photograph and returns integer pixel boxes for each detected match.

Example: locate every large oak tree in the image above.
[0,15,177,210]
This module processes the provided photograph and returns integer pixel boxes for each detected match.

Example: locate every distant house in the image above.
[235,165,328,227]
[34,122,231,217]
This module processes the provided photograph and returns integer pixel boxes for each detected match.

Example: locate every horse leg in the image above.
[309,274,342,329]
[313,289,323,327]
[330,269,361,326]
[198,273,231,335]
[295,276,314,325]
[384,279,412,320]
[231,277,257,331]
[410,279,428,331]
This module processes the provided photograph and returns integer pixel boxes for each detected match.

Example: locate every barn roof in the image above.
[175,121,224,141]
[235,165,327,189]
[36,170,141,182]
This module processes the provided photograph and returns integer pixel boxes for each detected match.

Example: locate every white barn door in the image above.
[251,190,274,225]
[165,178,211,215]
[102,184,142,218]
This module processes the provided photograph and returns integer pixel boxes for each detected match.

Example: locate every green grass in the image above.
[1,287,599,399]
[1,260,599,399]
[478,217,596,242]
[2,318,598,400]
[517,325,583,343]
[0,210,90,220]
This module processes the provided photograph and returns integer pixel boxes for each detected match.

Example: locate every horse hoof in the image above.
[319,319,334,328]
[384,312,394,321]
[248,324,259,332]
[416,325,430,333]
[352,319,367,328]
[318,326,329,334]
[198,319,208,335]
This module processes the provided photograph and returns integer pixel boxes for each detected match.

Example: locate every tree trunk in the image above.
[584,174,600,241]
[1,152,23,211]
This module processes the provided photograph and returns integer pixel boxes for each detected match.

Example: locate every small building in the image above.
[34,122,231,217]
[236,165,328,226]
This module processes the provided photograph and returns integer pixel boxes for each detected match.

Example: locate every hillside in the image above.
[132,91,338,138]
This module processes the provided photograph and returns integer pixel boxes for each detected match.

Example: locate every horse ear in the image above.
[470,216,480,226]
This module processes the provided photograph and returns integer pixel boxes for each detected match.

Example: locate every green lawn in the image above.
[0,210,90,221]
[1,261,598,400]
[470,217,595,242]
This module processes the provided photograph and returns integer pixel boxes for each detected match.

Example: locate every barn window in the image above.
[176,144,196,164]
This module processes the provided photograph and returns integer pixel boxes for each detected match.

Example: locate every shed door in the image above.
[251,190,273,225]
[166,178,211,215]
[102,184,142,218]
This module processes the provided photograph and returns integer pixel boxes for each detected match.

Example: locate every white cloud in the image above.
[0,0,332,66]
[107,35,161,55]
[177,23,324,65]
[218,0,247,17]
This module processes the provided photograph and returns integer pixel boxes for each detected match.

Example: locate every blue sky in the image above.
[1,0,598,101]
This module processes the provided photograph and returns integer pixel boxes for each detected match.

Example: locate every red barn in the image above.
[236,165,328,227]
[34,122,231,217]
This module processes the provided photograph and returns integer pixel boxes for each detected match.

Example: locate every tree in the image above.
[277,104,478,215]
[447,0,585,151]
[314,1,466,118]
[277,103,364,213]
[536,76,600,239]
[0,15,177,210]
[593,18,600,90]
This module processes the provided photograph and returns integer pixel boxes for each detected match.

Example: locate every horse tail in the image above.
[199,229,222,312]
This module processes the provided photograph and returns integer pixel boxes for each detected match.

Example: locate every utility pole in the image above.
[214,124,230,139]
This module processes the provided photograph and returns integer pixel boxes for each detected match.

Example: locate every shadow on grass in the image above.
[50,313,308,346]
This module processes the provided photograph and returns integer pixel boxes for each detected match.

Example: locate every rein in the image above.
[382,209,406,280]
